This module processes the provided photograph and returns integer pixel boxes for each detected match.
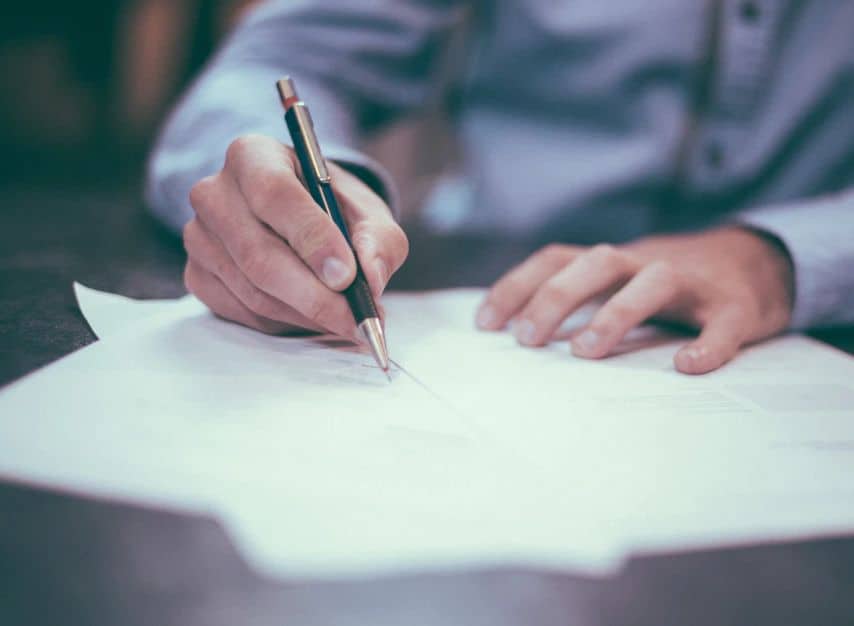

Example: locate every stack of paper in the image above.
[0,284,851,579]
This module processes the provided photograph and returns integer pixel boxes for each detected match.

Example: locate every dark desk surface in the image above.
[1,184,853,625]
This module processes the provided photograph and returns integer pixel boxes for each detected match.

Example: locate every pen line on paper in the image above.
[388,358,529,451]
[389,364,578,499]
[389,358,448,404]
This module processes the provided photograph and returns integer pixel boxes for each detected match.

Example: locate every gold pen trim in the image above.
[358,318,390,373]
[291,103,331,183]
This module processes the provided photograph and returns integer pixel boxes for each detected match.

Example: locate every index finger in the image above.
[477,244,578,331]
[191,167,357,339]
[227,135,358,291]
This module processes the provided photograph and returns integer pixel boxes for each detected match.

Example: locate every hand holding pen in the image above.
[181,85,409,367]
[277,77,392,372]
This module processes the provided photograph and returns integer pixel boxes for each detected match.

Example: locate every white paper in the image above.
[1,284,852,580]
[397,317,854,555]
[74,283,204,339]
[1,286,622,577]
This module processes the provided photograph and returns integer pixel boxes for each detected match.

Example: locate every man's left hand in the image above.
[476,227,795,374]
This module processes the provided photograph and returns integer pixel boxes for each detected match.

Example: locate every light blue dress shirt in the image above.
[147,0,854,329]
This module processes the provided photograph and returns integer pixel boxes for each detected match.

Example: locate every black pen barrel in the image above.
[318,184,379,324]
[284,108,379,325]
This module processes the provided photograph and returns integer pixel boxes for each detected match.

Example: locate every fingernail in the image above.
[681,345,708,363]
[514,319,537,345]
[681,347,699,362]
[476,305,497,329]
[322,257,350,289]
[572,329,601,355]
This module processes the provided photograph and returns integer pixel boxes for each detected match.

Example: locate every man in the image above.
[146,0,854,375]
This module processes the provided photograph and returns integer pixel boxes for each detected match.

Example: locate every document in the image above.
[0,284,852,579]
[0,286,620,577]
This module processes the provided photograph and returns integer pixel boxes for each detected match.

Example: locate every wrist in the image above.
[624,226,795,333]
[726,225,795,329]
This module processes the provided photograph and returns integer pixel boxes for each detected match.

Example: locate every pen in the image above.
[276,77,391,377]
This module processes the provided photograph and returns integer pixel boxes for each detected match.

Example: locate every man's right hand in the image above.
[183,134,408,338]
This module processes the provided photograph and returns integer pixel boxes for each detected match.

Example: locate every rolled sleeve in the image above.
[737,190,854,329]
[145,0,461,233]
[145,68,399,234]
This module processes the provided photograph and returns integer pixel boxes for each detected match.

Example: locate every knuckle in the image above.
[251,171,289,213]
[183,263,208,301]
[189,176,217,213]
[588,243,622,267]
[242,287,273,318]
[210,252,231,281]
[388,223,410,261]
[182,221,213,266]
[232,237,255,267]
[182,220,199,254]
[182,218,194,241]
[295,216,337,258]
[240,248,273,286]
[373,222,409,267]
[225,134,261,167]
[647,260,679,286]
[301,291,330,323]
[538,243,568,264]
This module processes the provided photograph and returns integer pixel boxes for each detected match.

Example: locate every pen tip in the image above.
[358,317,391,376]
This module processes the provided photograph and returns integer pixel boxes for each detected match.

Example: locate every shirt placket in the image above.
[686,0,782,193]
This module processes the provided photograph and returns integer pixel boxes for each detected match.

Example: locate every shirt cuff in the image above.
[323,146,401,220]
[268,76,401,217]
[736,191,854,329]
[145,74,399,232]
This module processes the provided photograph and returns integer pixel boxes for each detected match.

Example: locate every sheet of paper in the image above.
[1,284,852,580]
[75,283,204,339]
[394,307,854,558]
[1,286,621,578]
[70,284,854,558]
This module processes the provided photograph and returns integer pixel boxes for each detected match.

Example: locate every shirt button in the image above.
[704,141,725,170]
[739,1,761,23]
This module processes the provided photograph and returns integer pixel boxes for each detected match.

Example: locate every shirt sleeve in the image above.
[145,0,464,233]
[737,189,854,330]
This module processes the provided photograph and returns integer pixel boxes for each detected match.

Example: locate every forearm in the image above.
[146,0,463,232]
[145,61,383,232]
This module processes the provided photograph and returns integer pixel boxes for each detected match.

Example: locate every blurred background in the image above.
[0,0,453,216]
[2,0,249,183]
[0,0,468,385]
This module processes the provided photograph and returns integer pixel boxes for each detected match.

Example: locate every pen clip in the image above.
[291,103,331,183]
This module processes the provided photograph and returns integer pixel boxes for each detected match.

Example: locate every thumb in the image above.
[674,307,748,375]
